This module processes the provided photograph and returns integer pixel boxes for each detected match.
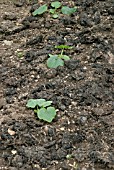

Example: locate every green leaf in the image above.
[47,106,56,121]
[52,14,59,18]
[32,4,47,16]
[55,45,73,49]
[36,99,52,107]
[26,98,53,108]
[43,101,52,107]
[26,99,39,108]
[50,8,56,14]
[61,6,76,15]
[37,99,46,107]
[51,1,62,9]
[37,108,46,120]
[59,55,70,60]
[17,52,24,58]
[47,55,64,68]
[37,107,56,122]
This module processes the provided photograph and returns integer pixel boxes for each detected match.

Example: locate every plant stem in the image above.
[61,48,64,55]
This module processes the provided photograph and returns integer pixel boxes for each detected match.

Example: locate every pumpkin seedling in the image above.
[17,51,25,58]
[32,2,76,18]
[47,45,73,68]
[26,99,56,123]
[50,1,62,18]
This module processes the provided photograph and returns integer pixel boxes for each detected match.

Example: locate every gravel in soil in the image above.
[0,0,114,169]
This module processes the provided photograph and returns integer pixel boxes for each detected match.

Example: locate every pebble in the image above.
[3,40,13,46]
[3,12,17,20]
[45,69,57,79]
[14,1,24,7]
[0,98,6,109]
[11,150,17,155]
[80,116,87,124]
[8,128,16,136]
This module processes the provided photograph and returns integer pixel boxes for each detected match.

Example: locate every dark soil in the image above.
[0,0,114,169]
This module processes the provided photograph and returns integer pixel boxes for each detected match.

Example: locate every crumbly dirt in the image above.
[0,0,114,169]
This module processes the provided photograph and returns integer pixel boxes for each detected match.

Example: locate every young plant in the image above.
[47,45,72,68]
[26,99,56,123]
[16,51,24,58]
[32,4,48,16]
[32,2,76,18]
[50,1,62,18]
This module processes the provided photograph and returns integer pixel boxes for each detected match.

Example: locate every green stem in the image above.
[61,48,64,56]
[34,105,39,113]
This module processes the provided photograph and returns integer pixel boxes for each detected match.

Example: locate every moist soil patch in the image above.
[0,0,114,169]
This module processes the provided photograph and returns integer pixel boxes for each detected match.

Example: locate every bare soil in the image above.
[0,0,114,169]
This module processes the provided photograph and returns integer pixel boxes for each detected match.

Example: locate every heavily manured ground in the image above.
[0,0,114,169]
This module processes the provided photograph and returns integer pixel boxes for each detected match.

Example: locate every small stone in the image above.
[34,164,40,168]
[44,125,49,133]
[107,51,114,64]
[14,0,24,7]
[82,168,87,170]
[11,150,17,155]
[3,12,17,20]
[80,116,87,124]
[8,128,16,136]
[3,40,13,46]
[45,69,57,79]
[60,127,65,131]
[0,98,6,109]
[59,104,66,111]
[94,108,104,116]
[65,60,80,70]
[0,158,6,167]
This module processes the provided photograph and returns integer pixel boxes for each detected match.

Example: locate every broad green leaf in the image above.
[37,99,46,107]
[36,99,52,107]
[59,55,70,60]
[47,55,64,68]
[26,98,53,108]
[55,45,73,49]
[51,1,62,9]
[37,108,47,120]
[47,107,56,121]
[61,6,76,15]
[50,9,56,14]
[52,14,59,18]
[43,101,52,107]
[26,99,38,108]
[32,4,47,16]
[37,107,56,122]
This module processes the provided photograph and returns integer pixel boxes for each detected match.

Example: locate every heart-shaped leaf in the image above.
[43,101,52,107]
[51,1,62,9]
[26,99,39,108]
[37,107,56,122]
[32,4,47,16]
[47,55,64,68]
[36,99,46,107]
